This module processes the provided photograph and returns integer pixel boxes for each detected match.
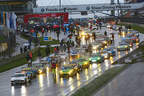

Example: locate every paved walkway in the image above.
[94,63,144,96]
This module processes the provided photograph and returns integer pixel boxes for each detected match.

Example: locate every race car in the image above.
[77,58,90,69]
[11,73,31,85]
[122,36,139,43]
[32,63,47,74]
[59,64,77,77]
[79,30,87,38]
[70,61,82,72]
[57,53,68,61]
[70,50,80,58]
[92,42,103,51]
[101,51,110,59]
[102,47,116,56]
[119,30,127,36]
[89,53,104,63]
[127,30,139,37]
[96,37,111,47]
[117,41,130,51]
[21,67,37,78]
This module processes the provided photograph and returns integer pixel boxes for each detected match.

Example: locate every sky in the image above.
[37,0,124,6]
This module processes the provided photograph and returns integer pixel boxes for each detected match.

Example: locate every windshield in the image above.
[78,59,85,62]
[120,43,127,45]
[14,74,25,77]
[62,66,73,70]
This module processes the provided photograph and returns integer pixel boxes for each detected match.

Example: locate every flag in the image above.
[12,12,17,30]
[6,12,10,28]
[10,13,13,29]
[3,12,5,25]
[1,12,3,24]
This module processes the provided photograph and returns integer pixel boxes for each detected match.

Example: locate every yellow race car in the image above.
[59,64,77,77]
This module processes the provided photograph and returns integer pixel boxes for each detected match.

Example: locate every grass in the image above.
[0,35,5,41]
[0,46,56,73]
[0,54,28,73]
[72,64,129,96]
[20,33,29,40]
[21,34,60,45]
[118,23,144,34]
[0,48,46,73]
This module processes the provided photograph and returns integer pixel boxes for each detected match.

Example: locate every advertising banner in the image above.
[33,2,144,13]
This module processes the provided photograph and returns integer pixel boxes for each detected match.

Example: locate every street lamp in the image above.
[59,0,62,9]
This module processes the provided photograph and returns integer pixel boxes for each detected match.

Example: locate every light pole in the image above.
[111,0,115,16]
[59,0,62,41]
[59,0,62,9]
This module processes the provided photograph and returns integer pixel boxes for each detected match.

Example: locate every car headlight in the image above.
[81,32,85,36]
[104,55,108,58]
[104,41,107,44]
[60,71,63,74]
[97,57,100,60]
[93,46,97,49]
[38,69,42,74]
[92,59,96,62]
[89,58,92,61]
[68,70,73,75]
[84,62,88,65]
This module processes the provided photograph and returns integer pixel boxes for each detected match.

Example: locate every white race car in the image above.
[11,73,30,85]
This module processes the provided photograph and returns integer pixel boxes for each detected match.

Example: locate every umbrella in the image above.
[30,29,34,33]
[53,25,59,29]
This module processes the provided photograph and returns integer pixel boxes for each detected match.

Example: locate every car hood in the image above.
[11,77,26,81]
[118,45,128,48]
[61,69,71,73]
[91,57,100,60]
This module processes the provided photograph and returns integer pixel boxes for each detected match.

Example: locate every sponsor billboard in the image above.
[33,2,144,13]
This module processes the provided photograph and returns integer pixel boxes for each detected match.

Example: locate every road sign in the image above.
[32,33,36,37]
[44,36,48,41]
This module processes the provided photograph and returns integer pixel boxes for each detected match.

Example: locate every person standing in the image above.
[26,52,30,62]
[41,27,45,38]
[60,39,64,52]
[99,22,102,29]
[56,28,60,41]
[29,51,32,62]
[24,46,27,53]
[63,44,67,52]
[20,47,23,54]
[38,48,41,62]
[46,45,51,56]
[90,24,92,30]
[104,31,107,36]
[54,47,57,56]
[92,32,96,41]
[112,33,115,42]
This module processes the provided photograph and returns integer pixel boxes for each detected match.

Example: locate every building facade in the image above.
[125,0,144,3]
[0,0,36,14]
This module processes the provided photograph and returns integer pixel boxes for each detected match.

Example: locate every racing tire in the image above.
[11,83,14,86]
